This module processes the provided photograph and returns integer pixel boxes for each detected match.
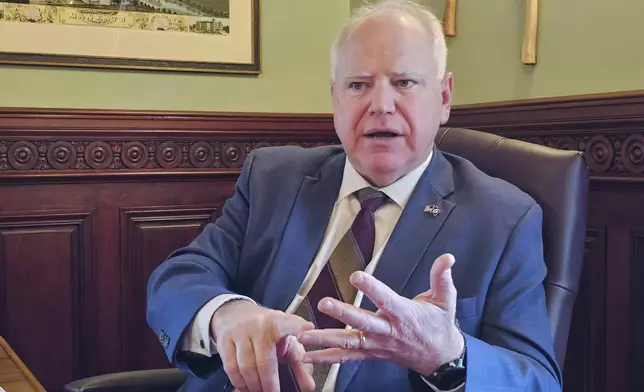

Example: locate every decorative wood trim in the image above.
[447,90,644,133]
[445,91,644,182]
[0,108,335,133]
[0,108,338,181]
[0,140,329,174]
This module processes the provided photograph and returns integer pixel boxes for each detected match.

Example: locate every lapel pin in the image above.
[424,205,441,216]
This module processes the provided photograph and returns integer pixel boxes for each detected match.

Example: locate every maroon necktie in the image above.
[280,187,390,392]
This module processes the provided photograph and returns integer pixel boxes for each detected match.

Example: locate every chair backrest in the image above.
[435,127,589,370]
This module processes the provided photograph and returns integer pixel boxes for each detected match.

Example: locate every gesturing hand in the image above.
[296,253,465,377]
[211,300,316,392]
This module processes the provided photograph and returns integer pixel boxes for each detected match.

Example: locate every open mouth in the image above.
[365,131,400,138]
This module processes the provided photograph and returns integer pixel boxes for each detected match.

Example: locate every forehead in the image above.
[337,13,434,77]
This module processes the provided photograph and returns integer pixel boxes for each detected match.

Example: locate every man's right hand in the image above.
[211,300,316,392]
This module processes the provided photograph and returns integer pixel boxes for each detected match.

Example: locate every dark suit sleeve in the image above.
[461,203,562,391]
[145,149,257,376]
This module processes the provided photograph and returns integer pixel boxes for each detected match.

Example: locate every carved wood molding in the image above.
[512,134,644,177]
[0,109,338,181]
[0,139,334,172]
[446,91,644,182]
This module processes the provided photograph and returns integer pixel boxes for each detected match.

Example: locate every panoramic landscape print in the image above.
[0,0,230,35]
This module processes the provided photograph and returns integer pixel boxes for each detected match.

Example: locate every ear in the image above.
[439,72,454,125]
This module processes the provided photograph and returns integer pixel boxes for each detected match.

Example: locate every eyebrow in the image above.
[345,72,372,79]
[389,72,426,79]
[344,72,426,79]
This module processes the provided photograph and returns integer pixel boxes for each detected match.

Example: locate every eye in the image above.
[348,82,365,91]
[395,79,417,88]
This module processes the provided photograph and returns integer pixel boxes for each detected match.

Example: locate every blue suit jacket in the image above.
[146,145,563,392]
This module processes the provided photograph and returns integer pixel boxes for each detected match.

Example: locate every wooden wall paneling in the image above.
[0,211,95,391]
[120,204,223,371]
[562,227,606,392]
[629,229,644,392]
[606,224,631,392]
[0,108,338,391]
[94,180,238,379]
[585,181,644,392]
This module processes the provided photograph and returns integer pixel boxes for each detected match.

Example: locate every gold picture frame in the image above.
[0,0,260,74]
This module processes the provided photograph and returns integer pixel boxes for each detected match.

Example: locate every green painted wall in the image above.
[0,0,349,112]
[4,0,643,111]
[354,0,644,105]
[436,0,644,104]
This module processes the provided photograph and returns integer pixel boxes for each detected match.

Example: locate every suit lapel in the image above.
[336,149,457,392]
[261,152,345,312]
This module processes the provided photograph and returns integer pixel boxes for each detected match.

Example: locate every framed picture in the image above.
[0,0,260,74]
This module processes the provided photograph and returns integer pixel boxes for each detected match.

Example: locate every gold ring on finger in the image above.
[358,330,366,349]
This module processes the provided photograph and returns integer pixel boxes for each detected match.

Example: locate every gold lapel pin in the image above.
[424,205,441,216]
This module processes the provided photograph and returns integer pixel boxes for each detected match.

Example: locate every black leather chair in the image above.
[436,127,589,366]
[65,127,589,391]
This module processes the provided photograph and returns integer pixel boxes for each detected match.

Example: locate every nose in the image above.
[368,80,396,116]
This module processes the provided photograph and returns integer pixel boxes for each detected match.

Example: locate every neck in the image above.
[364,173,403,188]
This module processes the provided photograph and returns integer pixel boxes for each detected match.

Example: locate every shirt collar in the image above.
[338,149,433,208]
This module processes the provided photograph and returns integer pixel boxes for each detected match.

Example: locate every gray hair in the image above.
[330,0,447,81]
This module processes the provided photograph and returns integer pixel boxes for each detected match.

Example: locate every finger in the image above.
[316,298,391,334]
[271,313,315,341]
[292,361,315,390]
[302,348,370,364]
[236,338,262,392]
[349,272,404,315]
[429,253,457,312]
[297,329,368,350]
[220,339,247,391]
[283,336,315,390]
[254,335,279,392]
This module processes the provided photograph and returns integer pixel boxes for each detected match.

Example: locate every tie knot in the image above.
[355,188,389,212]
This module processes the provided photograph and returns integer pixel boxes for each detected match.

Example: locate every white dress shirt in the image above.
[181,150,461,391]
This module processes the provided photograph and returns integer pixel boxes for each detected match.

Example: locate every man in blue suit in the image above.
[146,1,562,391]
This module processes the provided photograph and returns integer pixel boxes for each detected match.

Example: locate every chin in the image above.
[369,153,404,169]
[360,158,407,185]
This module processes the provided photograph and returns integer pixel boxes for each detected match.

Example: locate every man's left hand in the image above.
[296,253,465,377]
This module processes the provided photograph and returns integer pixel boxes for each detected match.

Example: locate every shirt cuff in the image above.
[180,294,256,356]
[420,376,465,392]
